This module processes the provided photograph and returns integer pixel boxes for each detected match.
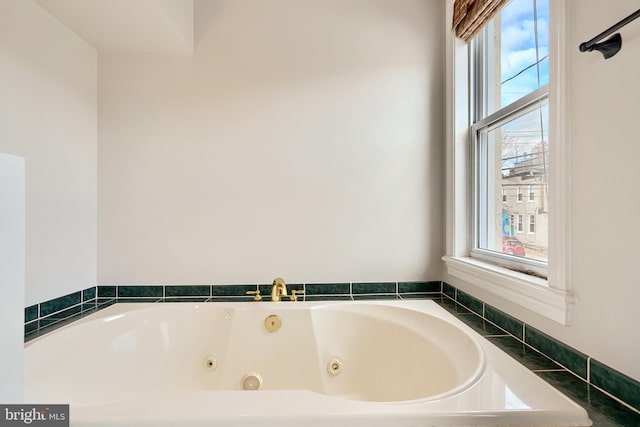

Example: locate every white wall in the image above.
[445,0,640,382]
[98,0,445,285]
[0,0,98,306]
[0,154,25,403]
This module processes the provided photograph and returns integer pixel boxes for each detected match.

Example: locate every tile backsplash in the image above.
[24,281,441,340]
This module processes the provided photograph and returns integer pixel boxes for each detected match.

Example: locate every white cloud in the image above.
[501,46,549,80]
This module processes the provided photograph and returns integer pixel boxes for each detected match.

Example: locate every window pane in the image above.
[477,104,548,262]
[482,0,549,117]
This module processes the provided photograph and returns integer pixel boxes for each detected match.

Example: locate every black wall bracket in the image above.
[579,8,640,59]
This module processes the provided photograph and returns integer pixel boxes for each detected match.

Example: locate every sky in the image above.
[499,0,549,107]
[497,0,549,163]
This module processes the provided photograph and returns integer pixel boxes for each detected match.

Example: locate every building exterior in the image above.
[499,147,548,261]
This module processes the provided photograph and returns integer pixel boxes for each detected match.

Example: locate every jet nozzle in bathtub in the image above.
[241,372,263,390]
[203,355,218,372]
[327,358,343,376]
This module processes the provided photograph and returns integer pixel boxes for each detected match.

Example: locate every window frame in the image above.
[444,0,574,325]
[517,214,523,233]
[528,214,535,233]
[470,6,550,278]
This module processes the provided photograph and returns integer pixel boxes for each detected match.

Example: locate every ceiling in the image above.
[34,0,194,52]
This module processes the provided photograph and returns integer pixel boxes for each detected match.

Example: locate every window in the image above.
[529,185,534,201]
[444,0,574,325]
[517,214,523,233]
[472,0,549,274]
[529,214,535,233]
[502,188,507,202]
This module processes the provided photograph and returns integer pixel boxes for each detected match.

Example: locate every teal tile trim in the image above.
[118,285,163,298]
[165,285,210,297]
[443,282,456,299]
[525,326,588,379]
[97,286,116,298]
[457,290,484,316]
[24,285,98,341]
[305,283,350,295]
[352,282,396,294]
[398,281,441,294]
[40,291,81,317]
[24,305,38,323]
[485,305,524,340]
[591,359,640,412]
[82,287,96,301]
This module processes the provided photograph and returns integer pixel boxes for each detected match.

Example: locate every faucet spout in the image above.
[270,277,288,302]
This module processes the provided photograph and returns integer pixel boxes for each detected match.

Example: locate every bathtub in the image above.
[25,300,591,426]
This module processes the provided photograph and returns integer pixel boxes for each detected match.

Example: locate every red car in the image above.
[503,238,525,256]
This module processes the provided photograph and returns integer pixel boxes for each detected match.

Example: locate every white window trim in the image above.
[444,1,574,325]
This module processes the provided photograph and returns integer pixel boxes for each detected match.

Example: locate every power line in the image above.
[501,55,549,86]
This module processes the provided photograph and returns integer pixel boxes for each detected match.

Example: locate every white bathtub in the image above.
[25,300,591,426]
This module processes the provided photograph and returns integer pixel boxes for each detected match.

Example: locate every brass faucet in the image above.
[270,277,288,302]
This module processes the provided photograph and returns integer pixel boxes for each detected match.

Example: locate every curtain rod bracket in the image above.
[579,8,640,60]
[579,33,622,59]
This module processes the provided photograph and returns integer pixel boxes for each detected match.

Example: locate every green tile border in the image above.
[24,305,38,323]
[443,282,456,299]
[398,281,442,293]
[591,359,640,412]
[305,283,350,295]
[525,325,588,379]
[97,286,116,298]
[118,285,163,298]
[485,305,524,340]
[165,285,210,297]
[40,291,81,317]
[352,282,396,294]
[457,290,484,316]
[82,287,96,301]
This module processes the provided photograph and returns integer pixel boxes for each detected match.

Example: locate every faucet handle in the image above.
[246,290,262,302]
[289,289,304,302]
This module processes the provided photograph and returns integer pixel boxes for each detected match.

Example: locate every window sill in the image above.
[442,255,575,325]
